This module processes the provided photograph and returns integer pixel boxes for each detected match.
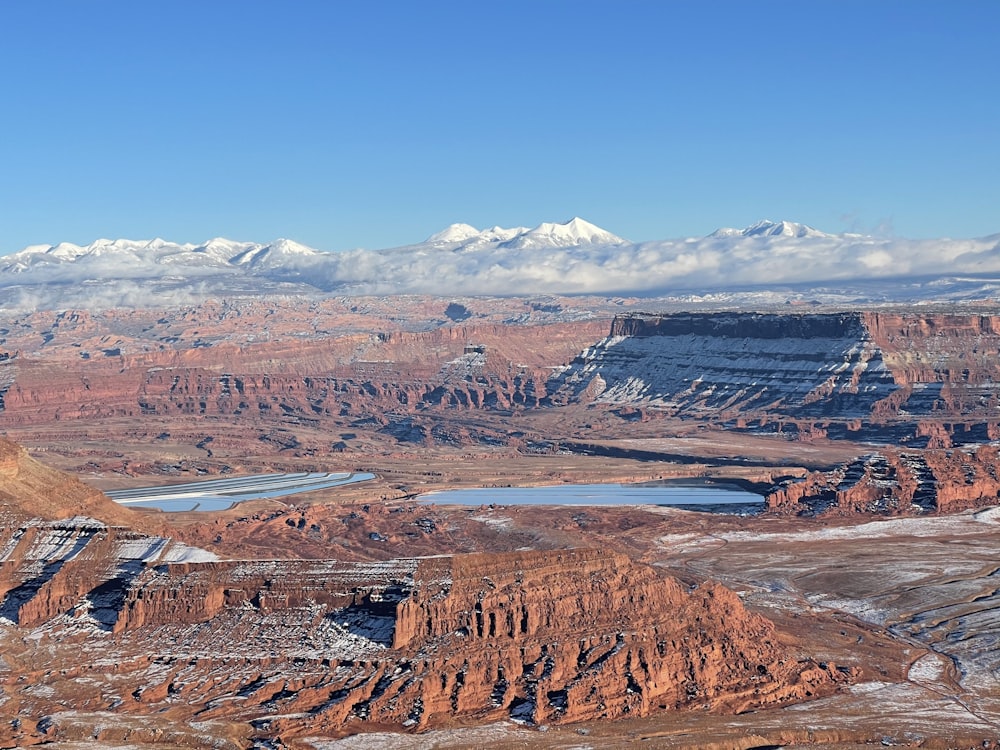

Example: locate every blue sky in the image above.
[2,1,997,253]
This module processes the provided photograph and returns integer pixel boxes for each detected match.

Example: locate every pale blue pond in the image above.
[107,471,375,512]
[419,482,763,510]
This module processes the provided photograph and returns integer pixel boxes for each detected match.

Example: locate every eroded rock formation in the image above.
[767,445,1000,515]
[0,440,853,745]
[0,312,607,431]
[552,311,1000,447]
[0,525,852,745]
[7,305,1000,465]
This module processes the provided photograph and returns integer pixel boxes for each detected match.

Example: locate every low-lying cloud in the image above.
[2,221,999,309]
[276,232,1000,296]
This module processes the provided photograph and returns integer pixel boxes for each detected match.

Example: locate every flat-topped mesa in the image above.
[393,549,669,647]
[551,311,895,420]
[555,311,1000,445]
[322,548,850,729]
[610,312,867,339]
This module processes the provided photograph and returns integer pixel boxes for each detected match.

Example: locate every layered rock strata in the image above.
[767,445,1000,515]
[550,311,1000,446]
[0,440,853,744]
[0,527,851,745]
[5,307,1000,454]
[0,318,607,429]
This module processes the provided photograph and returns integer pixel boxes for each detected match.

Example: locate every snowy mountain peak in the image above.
[501,217,627,250]
[225,238,320,268]
[0,236,326,276]
[46,242,89,260]
[424,219,624,249]
[268,238,319,256]
[536,217,626,243]
[709,220,829,239]
[427,223,481,243]
[480,225,530,242]
[1,220,999,310]
[199,237,246,252]
[744,220,818,238]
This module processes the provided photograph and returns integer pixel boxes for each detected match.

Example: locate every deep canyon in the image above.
[2,297,1000,748]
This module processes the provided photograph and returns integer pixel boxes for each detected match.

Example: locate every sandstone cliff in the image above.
[0,438,158,531]
[552,311,1000,447]
[0,434,855,746]
[766,445,1000,515]
[0,529,852,746]
[0,316,607,431]
[7,306,1000,460]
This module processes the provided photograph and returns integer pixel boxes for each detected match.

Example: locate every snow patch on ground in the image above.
[973,506,1000,524]
[908,653,948,684]
[304,721,533,749]
[157,542,219,563]
[806,595,892,625]
[471,514,514,530]
[715,511,991,544]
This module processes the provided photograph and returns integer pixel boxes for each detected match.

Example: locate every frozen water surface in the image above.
[107,472,375,512]
[420,482,762,508]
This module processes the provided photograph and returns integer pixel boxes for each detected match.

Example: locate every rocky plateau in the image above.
[3,296,1000,747]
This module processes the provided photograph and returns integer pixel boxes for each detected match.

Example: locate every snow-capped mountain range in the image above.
[708,219,835,239]
[2,217,999,310]
[420,217,627,250]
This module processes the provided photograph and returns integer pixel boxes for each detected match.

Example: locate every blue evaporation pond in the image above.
[108,471,375,512]
[420,483,763,507]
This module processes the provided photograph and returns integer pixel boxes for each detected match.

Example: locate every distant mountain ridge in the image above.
[1,217,999,310]
[3,236,320,273]
[707,219,832,239]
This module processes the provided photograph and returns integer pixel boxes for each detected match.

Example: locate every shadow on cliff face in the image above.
[0,529,96,625]
[326,602,398,646]
[83,560,144,630]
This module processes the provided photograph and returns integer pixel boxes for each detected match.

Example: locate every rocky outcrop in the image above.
[382,551,847,727]
[0,437,855,744]
[0,525,852,745]
[7,305,1000,457]
[767,445,1000,515]
[0,438,159,531]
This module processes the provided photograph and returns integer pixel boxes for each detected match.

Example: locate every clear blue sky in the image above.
[2,1,997,253]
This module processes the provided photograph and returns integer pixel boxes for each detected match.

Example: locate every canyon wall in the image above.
[5,307,1000,451]
[0,513,852,744]
[767,445,1000,515]
[552,311,1000,446]
[0,442,852,744]
[0,318,608,429]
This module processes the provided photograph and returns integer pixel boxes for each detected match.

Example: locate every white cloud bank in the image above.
[2,218,999,308]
